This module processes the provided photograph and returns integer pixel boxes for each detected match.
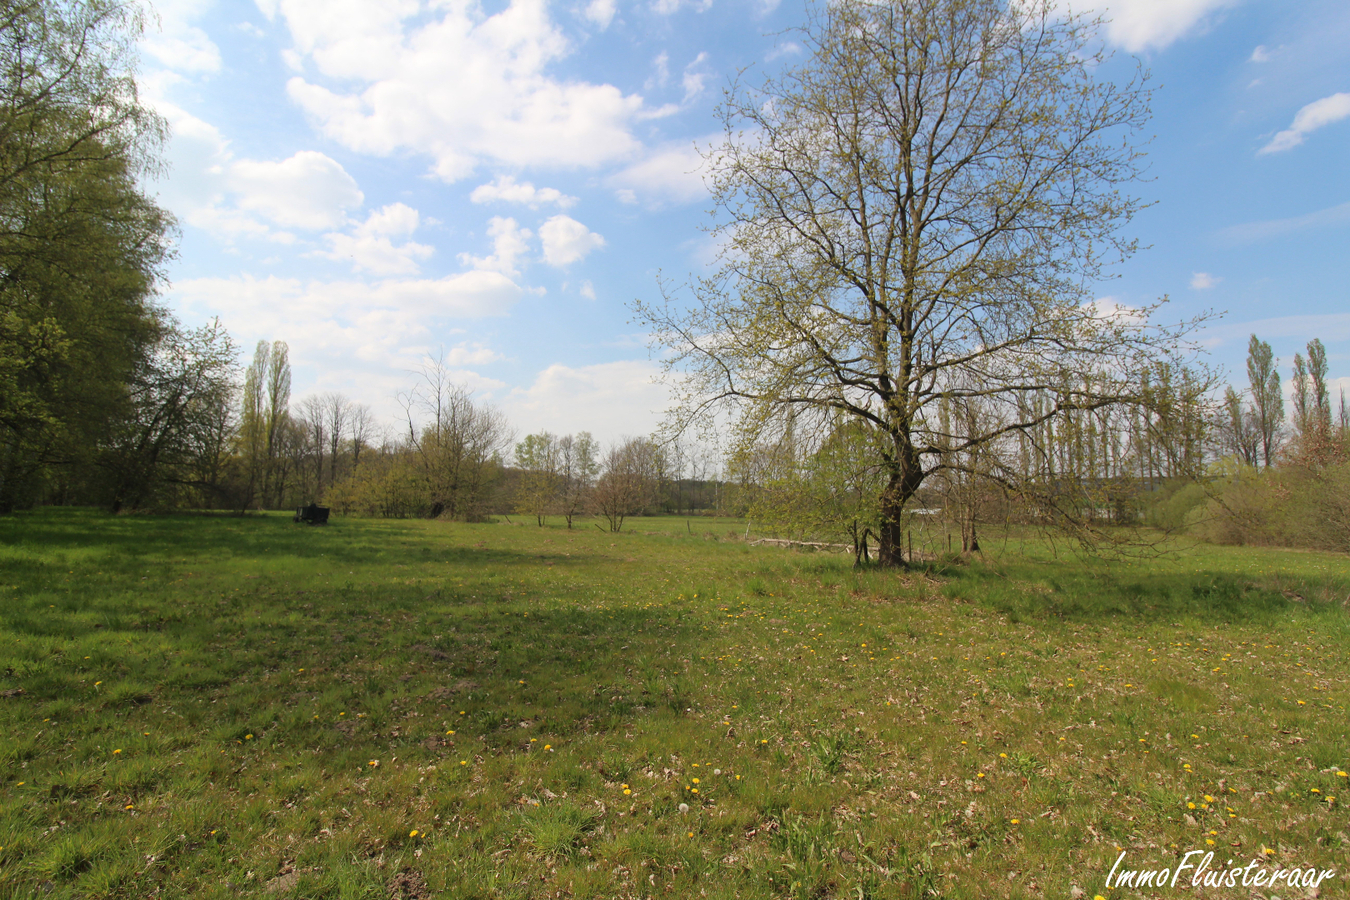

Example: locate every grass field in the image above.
[1,509,1348,899]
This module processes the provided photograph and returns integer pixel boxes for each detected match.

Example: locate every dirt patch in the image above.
[388,869,431,900]
[264,869,299,894]
[430,678,479,699]
[411,643,449,661]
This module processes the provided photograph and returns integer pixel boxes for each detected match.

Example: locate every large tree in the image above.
[0,0,173,510]
[639,0,1207,564]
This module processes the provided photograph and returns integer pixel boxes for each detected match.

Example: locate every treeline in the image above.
[720,337,1347,561]
[720,361,1213,562]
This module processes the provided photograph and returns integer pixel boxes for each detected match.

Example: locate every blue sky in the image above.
[140,0,1350,445]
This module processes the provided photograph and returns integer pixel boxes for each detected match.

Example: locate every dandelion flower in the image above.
[1011,818,1020,824]
[410,830,419,838]
[113,749,122,754]
[679,803,689,813]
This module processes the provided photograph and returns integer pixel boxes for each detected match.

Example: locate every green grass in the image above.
[1,508,1348,898]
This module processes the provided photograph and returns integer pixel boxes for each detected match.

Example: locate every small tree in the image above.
[556,432,599,528]
[514,432,562,526]
[1245,335,1283,467]
[593,437,664,532]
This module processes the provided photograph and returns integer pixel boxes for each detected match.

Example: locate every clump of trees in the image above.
[1190,337,1350,552]
[0,0,184,511]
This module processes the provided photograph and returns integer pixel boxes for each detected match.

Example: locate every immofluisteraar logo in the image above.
[1104,850,1336,892]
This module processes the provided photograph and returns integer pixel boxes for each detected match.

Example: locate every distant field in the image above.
[1,509,1347,899]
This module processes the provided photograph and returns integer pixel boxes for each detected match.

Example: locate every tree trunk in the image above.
[876,444,925,566]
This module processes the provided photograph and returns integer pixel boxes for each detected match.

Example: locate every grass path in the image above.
[1,510,1348,898]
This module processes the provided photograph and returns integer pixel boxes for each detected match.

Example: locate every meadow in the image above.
[1,509,1347,899]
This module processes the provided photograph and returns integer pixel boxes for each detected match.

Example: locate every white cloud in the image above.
[321,203,434,275]
[229,151,365,230]
[274,0,646,181]
[539,215,605,267]
[167,269,524,407]
[469,175,577,209]
[461,217,534,277]
[647,52,670,90]
[580,280,597,300]
[651,0,712,15]
[503,360,672,445]
[608,139,709,206]
[1190,272,1221,290]
[1249,44,1270,63]
[1072,0,1237,52]
[443,342,505,366]
[1217,200,1350,245]
[1084,296,1146,324]
[1259,93,1350,155]
[681,52,710,103]
[584,0,617,29]
[142,0,222,73]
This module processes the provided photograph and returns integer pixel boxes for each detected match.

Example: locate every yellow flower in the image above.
[999,753,1007,758]
[460,760,467,766]
[113,749,122,754]
[409,830,419,838]
[692,778,700,784]
[1010,818,1020,824]
[1205,839,1215,846]
[245,734,253,740]
[623,789,631,795]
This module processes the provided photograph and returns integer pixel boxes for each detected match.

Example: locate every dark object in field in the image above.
[294,504,330,525]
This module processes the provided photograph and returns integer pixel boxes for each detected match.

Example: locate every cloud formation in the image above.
[274,0,645,181]
[230,151,365,230]
[321,203,434,275]
[608,139,709,206]
[539,215,606,266]
[1218,200,1350,245]
[1259,92,1350,155]
[469,175,577,209]
[1190,272,1220,290]
[503,360,671,445]
[1073,0,1237,52]
[461,217,534,277]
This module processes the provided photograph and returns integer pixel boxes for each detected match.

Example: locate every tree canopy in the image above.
[0,0,176,510]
